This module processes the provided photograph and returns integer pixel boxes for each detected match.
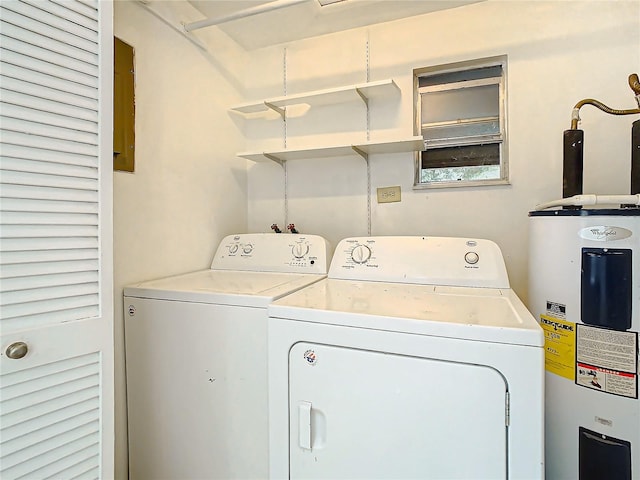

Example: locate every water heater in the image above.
[529,209,640,479]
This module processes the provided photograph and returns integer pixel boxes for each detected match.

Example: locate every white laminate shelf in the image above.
[230,79,400,115]
[238,137,425,164]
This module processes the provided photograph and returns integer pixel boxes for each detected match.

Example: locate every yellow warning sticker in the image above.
[540,314,576,381]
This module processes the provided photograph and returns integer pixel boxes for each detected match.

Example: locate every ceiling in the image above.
[187,0,481,50]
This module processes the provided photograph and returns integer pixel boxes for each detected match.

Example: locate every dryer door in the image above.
[289,342,508,480]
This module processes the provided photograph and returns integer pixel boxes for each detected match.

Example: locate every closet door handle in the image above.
[298,401,312,450]
[6,341,28,359]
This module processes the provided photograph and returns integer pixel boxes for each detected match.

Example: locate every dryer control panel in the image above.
[211,233,331,274]
[329,236,510,288]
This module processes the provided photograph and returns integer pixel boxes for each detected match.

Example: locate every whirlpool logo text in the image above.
[579,226,632,242]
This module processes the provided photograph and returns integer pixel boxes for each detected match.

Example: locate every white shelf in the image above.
[238,137,425,164]
[230,79,400,115]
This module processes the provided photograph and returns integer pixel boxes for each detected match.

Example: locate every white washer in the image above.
[268,236,544,480]
[124,233,331,480]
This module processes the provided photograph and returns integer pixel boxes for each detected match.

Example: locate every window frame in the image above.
[413,56,509,189]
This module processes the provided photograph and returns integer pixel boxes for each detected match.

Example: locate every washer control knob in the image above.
[292,243,309,259]
[229,244,239,254]
[465,251,479,265]
[242,244,253,254]
[351,245,372,264]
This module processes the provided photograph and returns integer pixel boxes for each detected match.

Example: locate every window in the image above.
[414,57,508,188]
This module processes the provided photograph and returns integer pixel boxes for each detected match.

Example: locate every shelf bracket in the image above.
[351,145,369,162]
[355,88,369,107]
[264,102,286,118]
[264,153,285,167]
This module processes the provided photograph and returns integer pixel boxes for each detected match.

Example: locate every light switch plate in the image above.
[377,186,401,203]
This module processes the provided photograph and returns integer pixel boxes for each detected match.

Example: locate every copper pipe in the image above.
[629,73,640,95]
[570,74,640,129]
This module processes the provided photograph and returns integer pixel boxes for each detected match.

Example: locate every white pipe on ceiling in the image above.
[183,0,309,32]
[136,1,208,51]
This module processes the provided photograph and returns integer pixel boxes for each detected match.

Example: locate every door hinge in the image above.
[505,391,510,427]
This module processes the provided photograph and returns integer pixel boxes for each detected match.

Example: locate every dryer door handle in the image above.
[298,401,312,450]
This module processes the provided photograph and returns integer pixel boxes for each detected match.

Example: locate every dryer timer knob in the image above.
[351,245,372,264]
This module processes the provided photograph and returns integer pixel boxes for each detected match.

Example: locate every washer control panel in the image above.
[211,233,330,274]
[329,236,509,288]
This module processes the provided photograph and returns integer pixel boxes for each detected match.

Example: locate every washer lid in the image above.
[124,269,326,308]
[268,279,543,347]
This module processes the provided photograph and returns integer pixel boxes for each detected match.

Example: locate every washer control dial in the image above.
[229,244,239,254]
[242,244,254,254]
[292,243,309,259]
[351,244,372,264]
[465,251,479,265]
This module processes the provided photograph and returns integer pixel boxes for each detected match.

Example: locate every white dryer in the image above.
[268,236,544,480]
[124,233,330,480]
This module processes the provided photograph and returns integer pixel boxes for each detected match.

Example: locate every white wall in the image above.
[246,0,640,300]
[113,2,247,477]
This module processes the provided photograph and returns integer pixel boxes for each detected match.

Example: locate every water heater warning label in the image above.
[540,314,576,381]
[576,324,638,399]
[546,301,566,319]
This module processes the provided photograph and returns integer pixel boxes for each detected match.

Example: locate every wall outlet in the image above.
[377,186,401,203]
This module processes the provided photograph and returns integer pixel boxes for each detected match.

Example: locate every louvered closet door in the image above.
[0,1,114,479]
